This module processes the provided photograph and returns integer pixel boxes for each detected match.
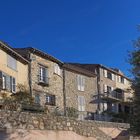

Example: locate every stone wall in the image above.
[0,111,130,140]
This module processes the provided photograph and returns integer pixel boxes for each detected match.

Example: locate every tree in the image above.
[129,35,140,136]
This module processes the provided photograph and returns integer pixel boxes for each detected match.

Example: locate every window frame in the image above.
[38,65,49,85]
[77,75,85,91]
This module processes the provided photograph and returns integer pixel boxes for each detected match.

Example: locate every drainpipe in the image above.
[28,62,32,97]
[63,69,67,116]
[96,68,101,111]
[28,53,33,97]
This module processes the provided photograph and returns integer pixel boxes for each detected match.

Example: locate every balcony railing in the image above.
[38,75,49,86]
[101,91,124,102]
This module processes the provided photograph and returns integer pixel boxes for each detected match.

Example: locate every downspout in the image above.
[63,68,67,116]
[97,68,101,111]
[28,62,32,97]
[28,53,32,97]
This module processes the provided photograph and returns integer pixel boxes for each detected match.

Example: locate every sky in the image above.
[0,0,140,77]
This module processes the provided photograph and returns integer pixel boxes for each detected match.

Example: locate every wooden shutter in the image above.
[81,76,84,91]
[111,87,114,91]
[12,77,16,93]
[6,75,11,91]
[77,75,81,90]
[78,96,85,111]
[54,64,57,74]
[7,55,17,70]
[45,67,48,83]
[104,70,107,77]
[112,74,115,81]
[124,78,127,84]
[81,96,85,111]
[118,76,121,82]
[104,84,107,93]
[78,96,82,111]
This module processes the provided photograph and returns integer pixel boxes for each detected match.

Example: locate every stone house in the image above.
[63,63,98,120]
[14,47,64,113]
[0,41,29,98]
[68,63,133,121]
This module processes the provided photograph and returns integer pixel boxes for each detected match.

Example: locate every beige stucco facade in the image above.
[115,76,133,102]
[0,47,28,95]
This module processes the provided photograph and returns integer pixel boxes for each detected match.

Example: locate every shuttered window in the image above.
[104,69,107,77]
[112,74,115,81]
[118,76,121,82]
[39,66,48,84]
[54,64,61,76]
[77,75,85,91]
[124,78,127,84]
[78,96,85,111]
[0,71,16,93]
[7,55,17,70]
[35,94,40,104]
[104,84,107,92]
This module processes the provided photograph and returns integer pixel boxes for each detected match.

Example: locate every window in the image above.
[46,94,55,106]
[39,66,48,84]
[118,75,125,84]
[78,96,85,111]
[77,75,85,91]
[35,94,40,104]
[104,69,115,81]
[7,55,17,70]
[121,77,124,84]
[104,85,113,93]
[54,64,61,76]
[0,71,16,93]
[107,71,112,80]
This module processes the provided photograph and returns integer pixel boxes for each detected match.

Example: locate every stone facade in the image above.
[0,111,130,140]
[14,47,64,113]
[98,66,133,116]
[66,64,133,122]
[29,53,64,112]
[63,66,98,120]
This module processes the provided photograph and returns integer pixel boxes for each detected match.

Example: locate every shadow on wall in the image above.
[112,130,129,140]
[0,129,9,140]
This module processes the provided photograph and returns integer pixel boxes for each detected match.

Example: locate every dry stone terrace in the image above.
[0,110,130,140]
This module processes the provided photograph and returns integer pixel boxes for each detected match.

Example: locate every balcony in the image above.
[101,90,124,103]
[38,75,49,86]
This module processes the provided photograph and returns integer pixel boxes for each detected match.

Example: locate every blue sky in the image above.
[0,0,140,77]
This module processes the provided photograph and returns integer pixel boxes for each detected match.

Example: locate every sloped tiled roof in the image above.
[0,41,29,64]
[14,47,63,65]
[63,63,96,77]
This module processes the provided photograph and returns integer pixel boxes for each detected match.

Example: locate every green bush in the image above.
[66,107,78,118]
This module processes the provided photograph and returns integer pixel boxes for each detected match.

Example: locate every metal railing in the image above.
[102,91,124,101]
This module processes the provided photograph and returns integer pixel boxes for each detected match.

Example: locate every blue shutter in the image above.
[6,75,11,91]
